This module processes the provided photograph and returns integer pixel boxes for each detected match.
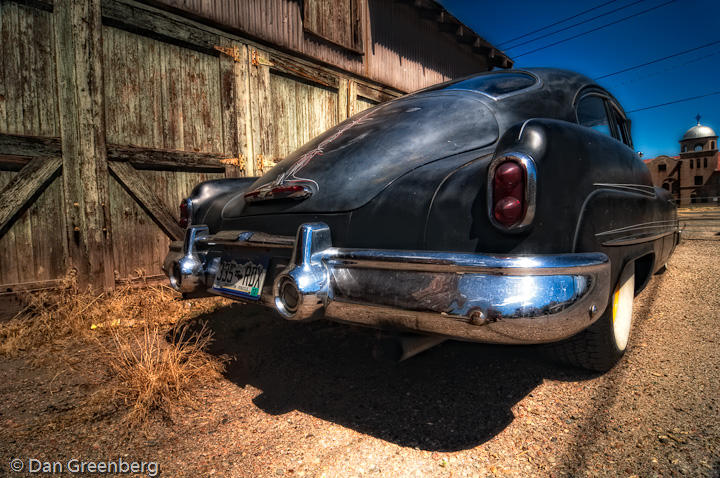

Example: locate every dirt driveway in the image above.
[2,240,719,477]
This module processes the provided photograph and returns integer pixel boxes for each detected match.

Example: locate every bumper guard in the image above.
[164,223,611,344]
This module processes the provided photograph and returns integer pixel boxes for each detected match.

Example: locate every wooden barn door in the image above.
[247,48,343,175]
[96,2,252,284]
[0,0,401,301]
[0,1,67,295]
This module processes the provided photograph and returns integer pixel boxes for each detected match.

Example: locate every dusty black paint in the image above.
[184,68,677,293]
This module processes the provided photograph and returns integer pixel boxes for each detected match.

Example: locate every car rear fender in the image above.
[425,118,654,260]
[185,178,259,232]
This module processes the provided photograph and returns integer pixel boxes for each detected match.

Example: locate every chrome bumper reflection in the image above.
[163,223,611,344]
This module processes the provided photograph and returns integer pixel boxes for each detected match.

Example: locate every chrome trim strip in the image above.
[164,222,612,345]
[199,230,295,249]
[487,152,537,233]
[572,185,666,252]
[595,223,679,237]
[600,230,676,247]
[592,183,656,198]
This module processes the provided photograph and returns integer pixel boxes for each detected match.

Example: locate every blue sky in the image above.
[438,0,720,158]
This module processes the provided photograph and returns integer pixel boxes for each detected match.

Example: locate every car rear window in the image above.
[438,72,537,97]
[576,95,612,137]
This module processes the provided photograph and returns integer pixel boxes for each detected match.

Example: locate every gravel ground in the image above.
[678,208,720,240]
[1,240,719,477]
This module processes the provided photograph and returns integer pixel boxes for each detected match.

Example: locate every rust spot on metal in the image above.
[250,49,274,68]
[214,45,242,63]
[221,154,246,170]
[468,309,488,326]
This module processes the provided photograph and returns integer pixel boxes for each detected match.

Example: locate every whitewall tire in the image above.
[551,263,637,372]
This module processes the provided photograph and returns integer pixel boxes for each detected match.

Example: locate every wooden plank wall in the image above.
[0,0,402,293]
[0,1,66,289]
[149,0,495,93]
[102,25,226,279]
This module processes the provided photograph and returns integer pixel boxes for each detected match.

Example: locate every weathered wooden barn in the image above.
[0,0,511,301]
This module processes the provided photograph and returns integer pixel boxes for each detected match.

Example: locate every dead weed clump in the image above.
[99,322,227,424]
[0,279,230,424]
[0,279,191,357]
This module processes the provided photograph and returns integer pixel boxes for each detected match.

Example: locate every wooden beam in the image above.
[338,78,349,122]
[106,144,227,171]
[6,0,54,12]
[249,48,272,176]
[0,157,62,236]
[0,155,35,171]
[108,161,184,241]
[0,133,61,157]
[355,82,397,104]
[217,38,250,178]
[55,0,115,291]
[270,54,340,90]
[101,0,219,55]
[348,79,359,117]
[0,278,68,297]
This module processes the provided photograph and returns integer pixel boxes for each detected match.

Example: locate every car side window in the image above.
[610,106,633,148]
[576,95,612,137]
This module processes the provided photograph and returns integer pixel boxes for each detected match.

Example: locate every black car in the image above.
[163,68,679,371]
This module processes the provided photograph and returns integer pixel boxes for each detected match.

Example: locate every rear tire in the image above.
[550,268,635,372]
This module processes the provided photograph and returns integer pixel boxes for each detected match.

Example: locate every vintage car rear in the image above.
[164,68,679,371]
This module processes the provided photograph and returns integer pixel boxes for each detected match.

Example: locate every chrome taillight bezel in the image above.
[487,152,537,233]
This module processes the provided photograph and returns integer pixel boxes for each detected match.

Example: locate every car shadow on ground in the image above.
[184,302,595,452]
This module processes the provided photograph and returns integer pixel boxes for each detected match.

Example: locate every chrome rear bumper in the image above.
[163,223,611,344]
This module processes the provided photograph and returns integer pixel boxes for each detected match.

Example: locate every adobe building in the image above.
[644,119,720,205]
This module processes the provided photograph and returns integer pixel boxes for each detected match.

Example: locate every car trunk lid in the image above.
[223,91,498,217]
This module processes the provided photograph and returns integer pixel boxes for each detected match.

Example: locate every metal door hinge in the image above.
[214,45,243,62]
[251,50,273,67]
[221,155,247,170]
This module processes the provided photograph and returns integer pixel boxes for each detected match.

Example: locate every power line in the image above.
[496,0,622,47]
[513,0,677,59]
[627,91,720,113]
[504,0,646,51]
[605,49,720,87]
[594,39,720,80]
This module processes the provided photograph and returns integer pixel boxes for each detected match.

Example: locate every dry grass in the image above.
[0,278,230,424]
[99,322,227,423]
[0,278,187,357]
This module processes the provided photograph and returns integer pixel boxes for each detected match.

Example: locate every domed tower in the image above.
[676,117,718,205]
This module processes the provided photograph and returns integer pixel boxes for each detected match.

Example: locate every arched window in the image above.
[694,144,704,152]
[712,141,716,150]
[682,145,686,152]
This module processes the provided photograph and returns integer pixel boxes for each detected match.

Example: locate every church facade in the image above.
[644,120,720,205]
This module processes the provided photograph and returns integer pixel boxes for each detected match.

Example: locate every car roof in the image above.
[414,67,620,125]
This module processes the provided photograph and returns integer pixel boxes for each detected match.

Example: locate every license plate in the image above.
[212,256,269,300]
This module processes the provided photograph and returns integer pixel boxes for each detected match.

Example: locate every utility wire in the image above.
[496,0,622,47]
[627,91,720,113]
[513,0,677,59]
[504,0,646,51]
[606,49,720,87]
[594,39,720,79]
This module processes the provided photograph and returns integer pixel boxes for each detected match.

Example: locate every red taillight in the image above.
[244,183,313,203]
[492,160,525,227]
[179,199,190,228]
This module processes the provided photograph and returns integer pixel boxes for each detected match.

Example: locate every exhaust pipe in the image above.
[373,334,447,362]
